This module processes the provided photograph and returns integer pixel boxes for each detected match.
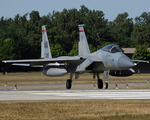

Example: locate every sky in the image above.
[0,0,150,21]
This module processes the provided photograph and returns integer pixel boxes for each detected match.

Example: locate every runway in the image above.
[0,89,150,101]
[1,82,150,90]
[0,83,150,101]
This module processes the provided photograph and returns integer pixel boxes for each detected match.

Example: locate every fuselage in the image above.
[42,44,134,76]
[96,49,134,70]
[75,44,134,73]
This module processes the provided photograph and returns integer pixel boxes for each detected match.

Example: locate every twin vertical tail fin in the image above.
[41,24,89,58]
[41,25,52,59]
[78,24,90,56]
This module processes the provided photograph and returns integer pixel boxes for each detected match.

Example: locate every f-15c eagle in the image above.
[3,25,148,89]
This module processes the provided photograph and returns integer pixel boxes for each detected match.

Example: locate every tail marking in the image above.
[78,24,90,56]
[41,25,52,59]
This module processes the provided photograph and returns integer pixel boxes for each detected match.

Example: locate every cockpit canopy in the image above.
[101,44,122,53]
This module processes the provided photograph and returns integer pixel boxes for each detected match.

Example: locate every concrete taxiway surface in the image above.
[0,89,150,101]
[0,83,150,101]
[1,82,150,91]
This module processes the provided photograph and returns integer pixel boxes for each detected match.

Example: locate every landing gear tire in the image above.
[66,79,72,89]
[104,82,108,89]
[97,79,103,89]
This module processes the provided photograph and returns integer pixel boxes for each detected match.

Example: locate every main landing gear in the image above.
[97,78,108,89]
[97,79,103,89]
[66,79,72,89]
[97,73,103,89]
[105,82,108,89]
[66,72,109,89]
[66,73,73,89]
[103,71,109,89]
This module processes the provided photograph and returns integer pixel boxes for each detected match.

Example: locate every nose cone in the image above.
[118,56,134,69]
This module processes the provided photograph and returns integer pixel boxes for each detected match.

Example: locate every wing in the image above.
[132,60,149,63]
[132,60,149,66]
[86,61,105,72]
[3,56,86,67]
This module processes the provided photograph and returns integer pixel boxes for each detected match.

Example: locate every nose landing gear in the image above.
[97,71,109,89]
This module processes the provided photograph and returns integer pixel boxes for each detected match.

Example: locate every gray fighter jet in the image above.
[3,25,148,89]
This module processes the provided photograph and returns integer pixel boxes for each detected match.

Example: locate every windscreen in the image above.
[101,44,122,53]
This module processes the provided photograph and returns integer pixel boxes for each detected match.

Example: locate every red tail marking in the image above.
[42,30,46,32]
[79,30,84,32]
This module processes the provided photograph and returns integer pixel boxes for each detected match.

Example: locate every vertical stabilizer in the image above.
[41,25,52,59]
[78,24,90,56]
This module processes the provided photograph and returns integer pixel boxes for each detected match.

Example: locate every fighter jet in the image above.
[3,24,148,89]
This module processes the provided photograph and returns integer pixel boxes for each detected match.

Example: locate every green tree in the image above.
[68,43,96,56]
[68,44,78,56]
[51,44,67,58]
[108,12,133,47]
[131,12,150,47]
[2,7,150,72]
[0,38,18,60]
[89,44,96,53]
[83,8,109,49]
[132,44,150,61]
[27,11,41,58]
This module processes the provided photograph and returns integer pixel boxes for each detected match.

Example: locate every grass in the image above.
[1,72,150,119]
[0,100,150,120]
[0,72,150,85]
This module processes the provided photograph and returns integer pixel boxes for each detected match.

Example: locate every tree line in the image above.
[0,5,150,71]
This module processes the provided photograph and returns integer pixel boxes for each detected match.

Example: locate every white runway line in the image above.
[28,90,150,100]
[1,89,150,101]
